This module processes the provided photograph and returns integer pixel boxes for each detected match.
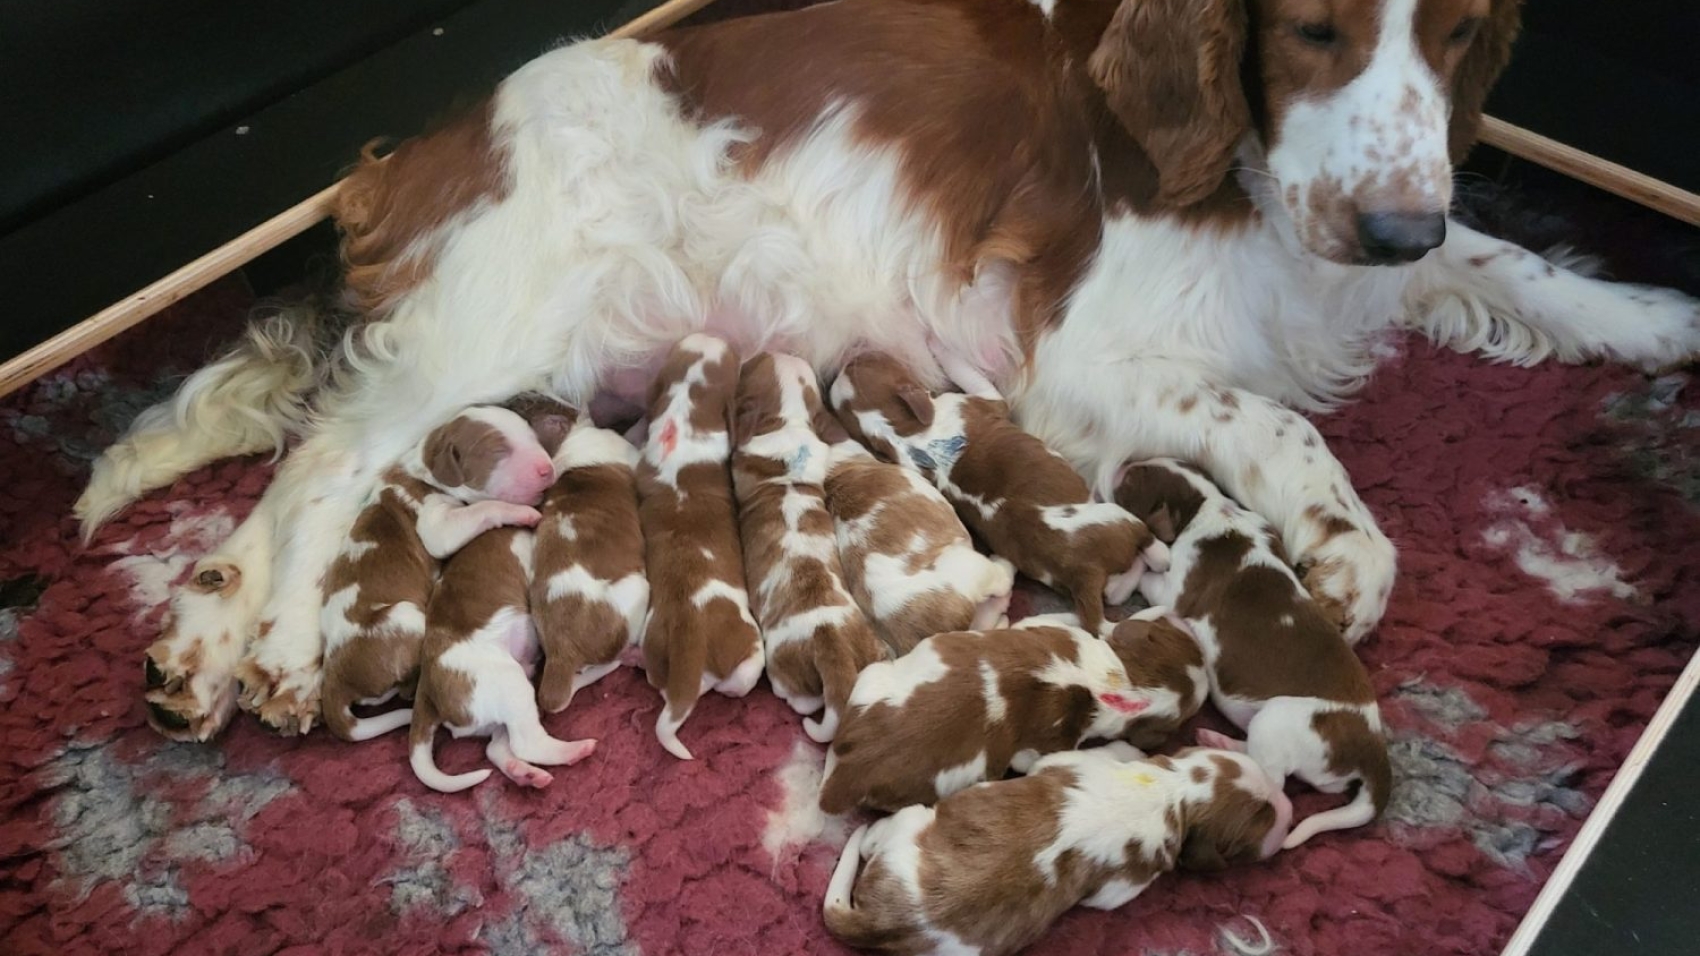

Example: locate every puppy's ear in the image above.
[1178,794,1278,872]
[1448,0,1523,163]
[1089,0,1251,207]
[1147,504,1179,544]
[898,383,936,428]
[810,398,852,445]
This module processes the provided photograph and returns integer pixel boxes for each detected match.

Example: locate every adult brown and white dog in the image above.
[91,0,1700,737]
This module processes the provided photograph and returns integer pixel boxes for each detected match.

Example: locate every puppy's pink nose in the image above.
[535,461,553,479]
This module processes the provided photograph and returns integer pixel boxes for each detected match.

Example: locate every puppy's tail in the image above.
[408,693,491,792]
[76,300,351,538]
[822,825,872,937]
[322,682,413,742]
[804,623,885,744]
[647,619,707,761]
[1070,568,1108,635]
[1282,735,1391,849]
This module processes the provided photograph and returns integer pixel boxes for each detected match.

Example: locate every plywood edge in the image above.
[1479,115,1700,227]
[1499,645,1700,955]
[0,0,718,399]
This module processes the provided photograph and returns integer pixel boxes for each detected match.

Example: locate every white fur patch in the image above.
[761,740,850,862]
[1482,487,1637,603]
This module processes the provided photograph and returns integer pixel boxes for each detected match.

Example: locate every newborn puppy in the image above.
[824,747,1293,956]
[1100,609,1211,750]
[819,610,1202,814]
[820,411,1014,656]
[319,407,549,742]
[637,334,765,760]
[1115,458,1391,848]
[528,404,649,714]
[831,350,1163,633]
[732,353,888,742]
[409,526,596,792]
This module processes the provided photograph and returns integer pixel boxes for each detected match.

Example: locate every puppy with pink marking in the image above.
[637,334,765,760]
[1114,458,1392,848]
[818,608,1206,814]
[831,350,1164,634]
[732,352,888,742]
[824,746,1292,956]
[522,399,649,715]
[818,408,1014,656]
[319,405,550,742]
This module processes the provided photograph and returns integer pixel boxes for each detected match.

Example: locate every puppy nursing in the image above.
[636,334,765,760]
[824,747,1293,956]
[832,352,1162,632]
[527,402,649,715]
[1115,459,1392,848]
[819,610,1207,814]
[732,353,887,742]
[319,406,549,742]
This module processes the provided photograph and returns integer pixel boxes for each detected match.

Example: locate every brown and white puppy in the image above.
[819,411,1014,656]
[1101,609,1210,750]
[409,525,596,792]
[319,407,549,742]
[636,333,765,760]
[831,350,1164,633]
[527,406,649,714]
[732,353,888,742]
[1115,458,1392,848]
[823,747,1293,956]
[818,610,1201,814]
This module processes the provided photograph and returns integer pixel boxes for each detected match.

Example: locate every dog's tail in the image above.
[646,614,706,761]
[408,691,491,792]
[322,681,413,742]
[1282,731,1391,849]
[823,825,903,948]
[803,622,885,744]
[76,299,354,538]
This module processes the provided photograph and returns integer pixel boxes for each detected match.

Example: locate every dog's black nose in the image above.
[1355,212,1446,264]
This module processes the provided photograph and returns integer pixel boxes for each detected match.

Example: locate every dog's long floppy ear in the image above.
[1089,0,1252,208]
[1447,0,1523,163]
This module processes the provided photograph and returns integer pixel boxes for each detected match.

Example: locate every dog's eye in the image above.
[1294,22,1338,46]
[1448,17,1482,44]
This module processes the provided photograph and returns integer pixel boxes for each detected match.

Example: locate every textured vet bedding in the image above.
[2,188,1699,954]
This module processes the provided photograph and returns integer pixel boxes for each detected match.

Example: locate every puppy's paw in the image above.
[143,637,239,742]
[255,666,322,736]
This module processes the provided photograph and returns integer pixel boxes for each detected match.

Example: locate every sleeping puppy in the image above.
[818,609,1204,814]
[818,409,1014,656]
[732,353,888,742]
[636,333,765,760]
[409,526,596,792]
[524,400,649,714]
[823,747,1293,956]
[319,406,550,743]
[1115,458,1392,848]
[830,350,1164,633]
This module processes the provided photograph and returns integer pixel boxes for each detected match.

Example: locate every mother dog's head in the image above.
[1090,0,1520,265]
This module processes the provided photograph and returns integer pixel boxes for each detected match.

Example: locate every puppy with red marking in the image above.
[823,746,1293,956]
[524,401,649,714]
[637,333,764,760]
[820,411,1014,656]
[320,406,549,742]
[1114,458,1391,848]
[409,522,596,792]
[819,608,1205,815]
[831,351,1163,634]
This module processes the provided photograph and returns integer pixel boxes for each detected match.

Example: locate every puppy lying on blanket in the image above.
[820,413,1014,656]
[824,747,1292,956]
[525,401,649,715]
[732,353,887,742]
[1115,458,1392,848]
[831,351,1163,633]
[317,405,552,743]
[409,523,596,792]
[637,334,764,760]
[818,609,1206,814]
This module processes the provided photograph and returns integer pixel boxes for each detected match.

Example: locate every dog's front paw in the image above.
[474,500,543,532]
[236,650,322,735]
[140,561,252,741]
[1294,524,1396,644]
[1615,284,1700,373]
